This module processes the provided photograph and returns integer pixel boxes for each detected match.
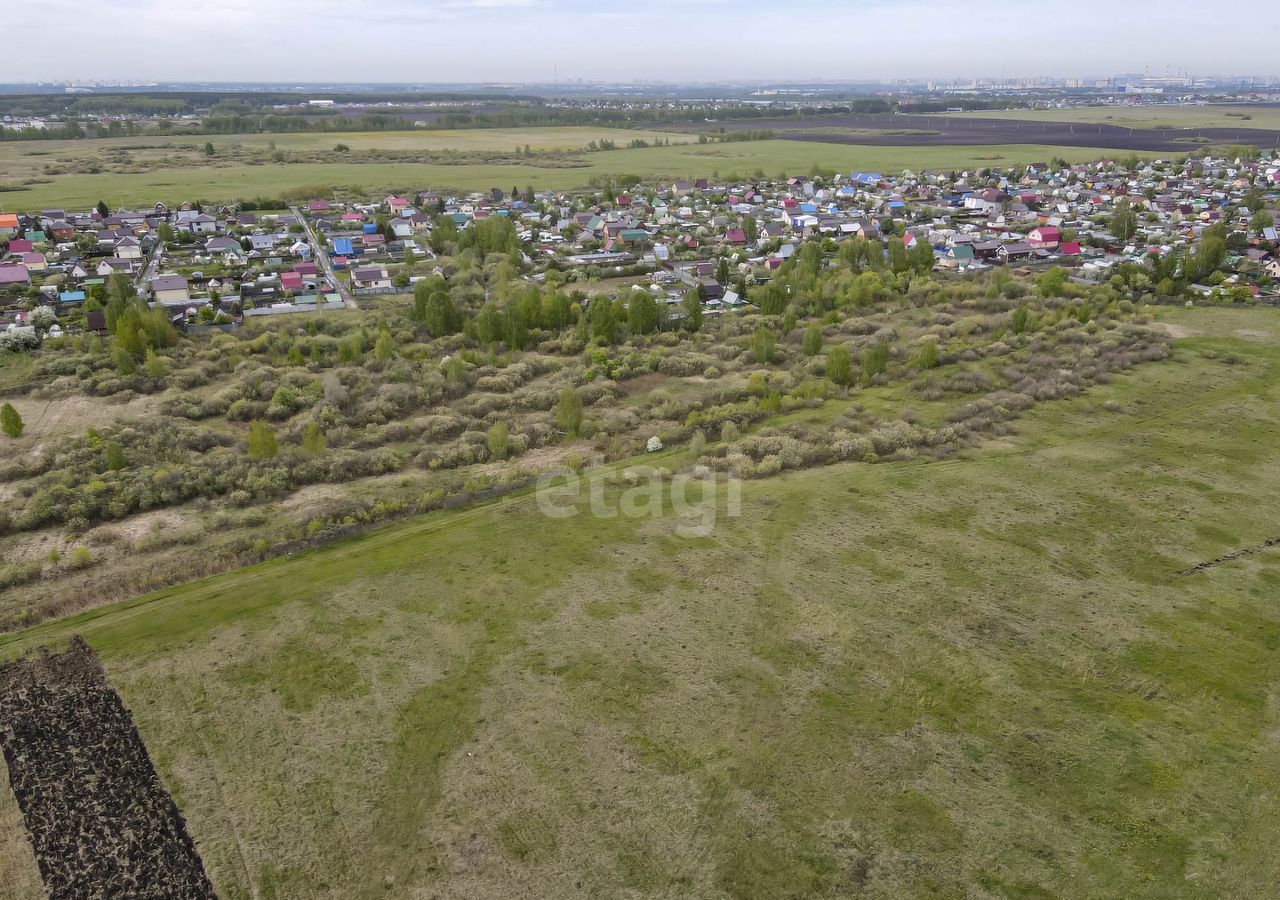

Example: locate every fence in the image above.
[352,286,413,297]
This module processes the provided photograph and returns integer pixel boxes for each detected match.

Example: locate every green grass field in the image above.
[935,104,1280,131]
[3,306,1280,899]
[0,133,1156,210]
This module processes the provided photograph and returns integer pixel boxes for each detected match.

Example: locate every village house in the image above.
[151,274,191,305]
[0,264,30,288]
[351,266,393,291]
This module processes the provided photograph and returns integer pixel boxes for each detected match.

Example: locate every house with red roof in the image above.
[724,227,747,245]
[280,271,303,292]
[1027,226,1061,247]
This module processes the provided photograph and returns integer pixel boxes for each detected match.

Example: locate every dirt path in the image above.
[1180,535,1280,576]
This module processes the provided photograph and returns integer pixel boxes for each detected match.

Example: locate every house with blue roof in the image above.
[331,237,354,257]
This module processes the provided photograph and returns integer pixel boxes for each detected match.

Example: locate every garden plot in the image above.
[0,637,217,899]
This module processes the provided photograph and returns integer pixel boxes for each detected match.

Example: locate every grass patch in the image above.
[1,135,1164,208]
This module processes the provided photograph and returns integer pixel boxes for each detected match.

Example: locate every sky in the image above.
[9,0,1280,84]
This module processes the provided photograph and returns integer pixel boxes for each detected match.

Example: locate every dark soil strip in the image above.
[1180,536,1280,576]
[0,637,217,900]
[674,113,1280,152]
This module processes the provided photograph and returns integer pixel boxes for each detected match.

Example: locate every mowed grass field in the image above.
[3,306,1280,899]
[1,131,1155,210]
[937,104,1280,131]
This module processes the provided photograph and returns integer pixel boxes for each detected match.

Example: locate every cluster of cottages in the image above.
[0,204,342,329]
[296,152,1280,312]
[302,197,432,293]
[3,150,1280,336]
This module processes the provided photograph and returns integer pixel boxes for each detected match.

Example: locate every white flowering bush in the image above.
[0,329,41,352]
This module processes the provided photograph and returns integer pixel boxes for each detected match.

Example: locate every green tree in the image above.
[556,388,584,438]
[301,422,327,456]
[887,238,910,274]
[587,295,618,343]
[143,348,168,378]
[374,328,395,361]
[338,336,362,363]
[461,216,518,256]
[682,286,704,332]
[247,419,278,460]
[826,346,852,386]
[104,274,135,333]
[1112,199,1138,242]
[861,341,890,382]
[914,340,938,370]
[1011,306,1030,335]
[757,282,789,316]
[104,441,126,471]
[112,343,137,375]
[751,327,776,364]
[627,292,659,336]
[0,402,23,438]
[427,291,461,336]
[1036,266,1069,298]
[802,323,823,356]
[487,421,510,460]
[689,429,706,458]
[910,237,935,273]
[542,291,574,330]
[473,302,503,345]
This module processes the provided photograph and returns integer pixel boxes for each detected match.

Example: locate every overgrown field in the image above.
[0,255,1171,630]
[1,134,1155,209]
[1,306,1279,898]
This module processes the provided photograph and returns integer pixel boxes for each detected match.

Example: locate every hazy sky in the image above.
[10,0,1279,83]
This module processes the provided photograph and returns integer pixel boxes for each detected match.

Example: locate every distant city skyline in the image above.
[11,0,1280,84]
